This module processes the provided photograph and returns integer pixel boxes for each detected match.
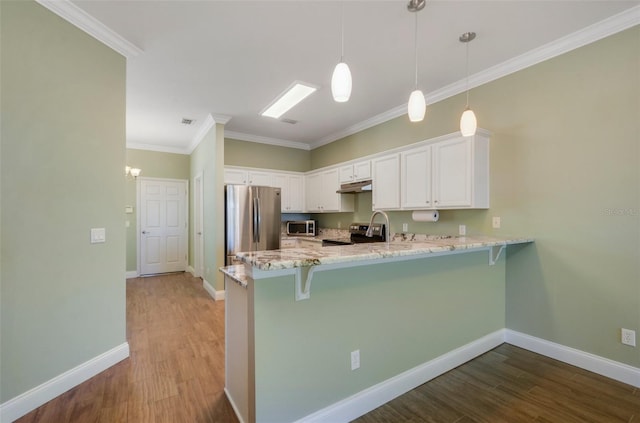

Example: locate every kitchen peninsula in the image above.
[222,235,532,423]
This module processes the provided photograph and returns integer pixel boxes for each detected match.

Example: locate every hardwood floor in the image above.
[16,272,239,423]
[15,272,639,423]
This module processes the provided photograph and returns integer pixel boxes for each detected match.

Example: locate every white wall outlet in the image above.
[621,328,636,347]
[402,223,408,232]
[459,225,466,236]
[492,216,501,229]
[125,220,130,228]
[351,350,360,370]
[338,221,342,229]
[90,228,106,244]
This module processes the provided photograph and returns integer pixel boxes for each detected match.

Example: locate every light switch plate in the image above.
[125,206,134,214]
[91,228,106,244]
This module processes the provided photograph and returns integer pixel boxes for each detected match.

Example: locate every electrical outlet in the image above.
[338,221,342,229]
[492,216,501,229]
[351,350,360,370]
[402,223,408,232]
[459,225,466,236]
[621,328,636,347]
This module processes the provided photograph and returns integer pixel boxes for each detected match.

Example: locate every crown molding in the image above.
[185,114,216,154]
[311,5,640,150]
[212,114,233,125]
[126,143,190,155]
[35,0,143,58]
[224,131,311,151]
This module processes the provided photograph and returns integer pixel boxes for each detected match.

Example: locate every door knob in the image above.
[197,232,202,235]
[142,230,148,234]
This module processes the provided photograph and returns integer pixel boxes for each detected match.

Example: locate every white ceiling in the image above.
[53,1,639,153]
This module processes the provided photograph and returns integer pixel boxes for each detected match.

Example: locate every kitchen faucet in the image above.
[366,210,390,245]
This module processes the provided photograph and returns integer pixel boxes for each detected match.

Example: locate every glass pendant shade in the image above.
[460,107,477,136]
[331,62,352,102]
[408,89,426,122]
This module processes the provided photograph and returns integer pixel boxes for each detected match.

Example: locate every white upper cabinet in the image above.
[339,160,371,183]
[432,135,489,209]
[371,154,401,210]
[224,168,273,186]
[273,173,304,213]
[247,170,273,186]
[224,168,248,185]
[401,146,433,209]
[306,168,354,213]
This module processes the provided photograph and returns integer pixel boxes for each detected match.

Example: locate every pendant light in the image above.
[407,0,426,122]
[331,1,352,102]
[459,31,477,137]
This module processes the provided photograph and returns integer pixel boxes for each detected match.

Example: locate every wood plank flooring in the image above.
[15,272,639,423]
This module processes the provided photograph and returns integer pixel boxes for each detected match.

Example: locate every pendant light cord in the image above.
[340,1,345,62]
[465,40,470,108]
[413,11,418,89]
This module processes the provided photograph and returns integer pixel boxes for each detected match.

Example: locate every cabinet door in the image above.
[272,174,289,212]
[248,171,273,186]
[372,154,400,210]
[353,160,371,181]
[305,173,323,212]
[288,175,304,212]
[401,146,433,209]
[224,169,247,185]
[339,165,354,183]
[433,138,472,207]
[321,169,341,211]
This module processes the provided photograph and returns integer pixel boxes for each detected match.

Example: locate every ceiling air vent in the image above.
[280,118,298,124]
[181,118,194,125]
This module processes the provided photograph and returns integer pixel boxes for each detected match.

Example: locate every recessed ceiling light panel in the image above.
[261,81,318,119]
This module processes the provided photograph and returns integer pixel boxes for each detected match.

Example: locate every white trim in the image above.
[187,266,196,276]
[126,143,191,155]
[186,114,216,155]
[505,329,640,388]
[34,0,143,58]
[225,131,311,151]
[125,270,139,279]
[0,342,130,423]
[224,388,247,423]
[295,330,505,423]
[203,279,225,301]
[309,5,640,149]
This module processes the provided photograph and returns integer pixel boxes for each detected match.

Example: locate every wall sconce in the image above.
[125,166,142,178]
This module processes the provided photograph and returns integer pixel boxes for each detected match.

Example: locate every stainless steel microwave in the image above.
[286,220,317,237]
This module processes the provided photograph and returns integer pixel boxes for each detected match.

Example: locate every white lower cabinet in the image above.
[372,153,401,210]
[305,168,353,213]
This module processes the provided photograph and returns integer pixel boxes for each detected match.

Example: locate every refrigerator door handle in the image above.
[253,197,261,244]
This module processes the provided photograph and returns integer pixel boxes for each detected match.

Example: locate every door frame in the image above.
[136,176,189,276]
[193,172,204,278]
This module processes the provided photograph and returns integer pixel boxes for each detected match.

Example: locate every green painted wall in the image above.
[252,252,506,421]
[191,125,226,291]
[124,149,190,272]
[1,0,127,402]
[225,138,311,172]
[312,28,640,368]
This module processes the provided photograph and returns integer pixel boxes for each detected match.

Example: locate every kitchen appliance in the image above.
[286,220,317,237]
[322,222,386,246]
[225,185,281,265]
[336,179,372,194]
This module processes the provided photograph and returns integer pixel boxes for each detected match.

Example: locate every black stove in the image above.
[322,223,386,246]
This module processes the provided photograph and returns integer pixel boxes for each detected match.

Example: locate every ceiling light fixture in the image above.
[261,81,318,119]
[407,0,426,123]
[459,31,477,137]
[331,1,352,103]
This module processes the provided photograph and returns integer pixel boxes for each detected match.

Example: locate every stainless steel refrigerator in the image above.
[225,185,281,265]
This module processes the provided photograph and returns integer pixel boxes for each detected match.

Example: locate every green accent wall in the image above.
[312,27,640,368]
[1,0,127,402]
[252,252,506,421]
[225,138,311,172]
[125,149,190,272]
[191,125,226,291]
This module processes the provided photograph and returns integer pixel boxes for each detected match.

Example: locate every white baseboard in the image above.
[203,279,225,301]
[224,388,247,423]
[296,330,505,423]
[187,266,195,276]
[125,270,138,279]
[0,342,130,423]
[505,329,640,388]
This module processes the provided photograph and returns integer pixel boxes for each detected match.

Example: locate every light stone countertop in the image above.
[237,235,533,271]
[219,264,248,288]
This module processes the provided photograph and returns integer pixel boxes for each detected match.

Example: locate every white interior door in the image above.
[139,178,188,275]
[193,173,204,278]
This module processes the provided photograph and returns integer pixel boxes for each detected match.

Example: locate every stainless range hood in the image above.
[336,179,372,194]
